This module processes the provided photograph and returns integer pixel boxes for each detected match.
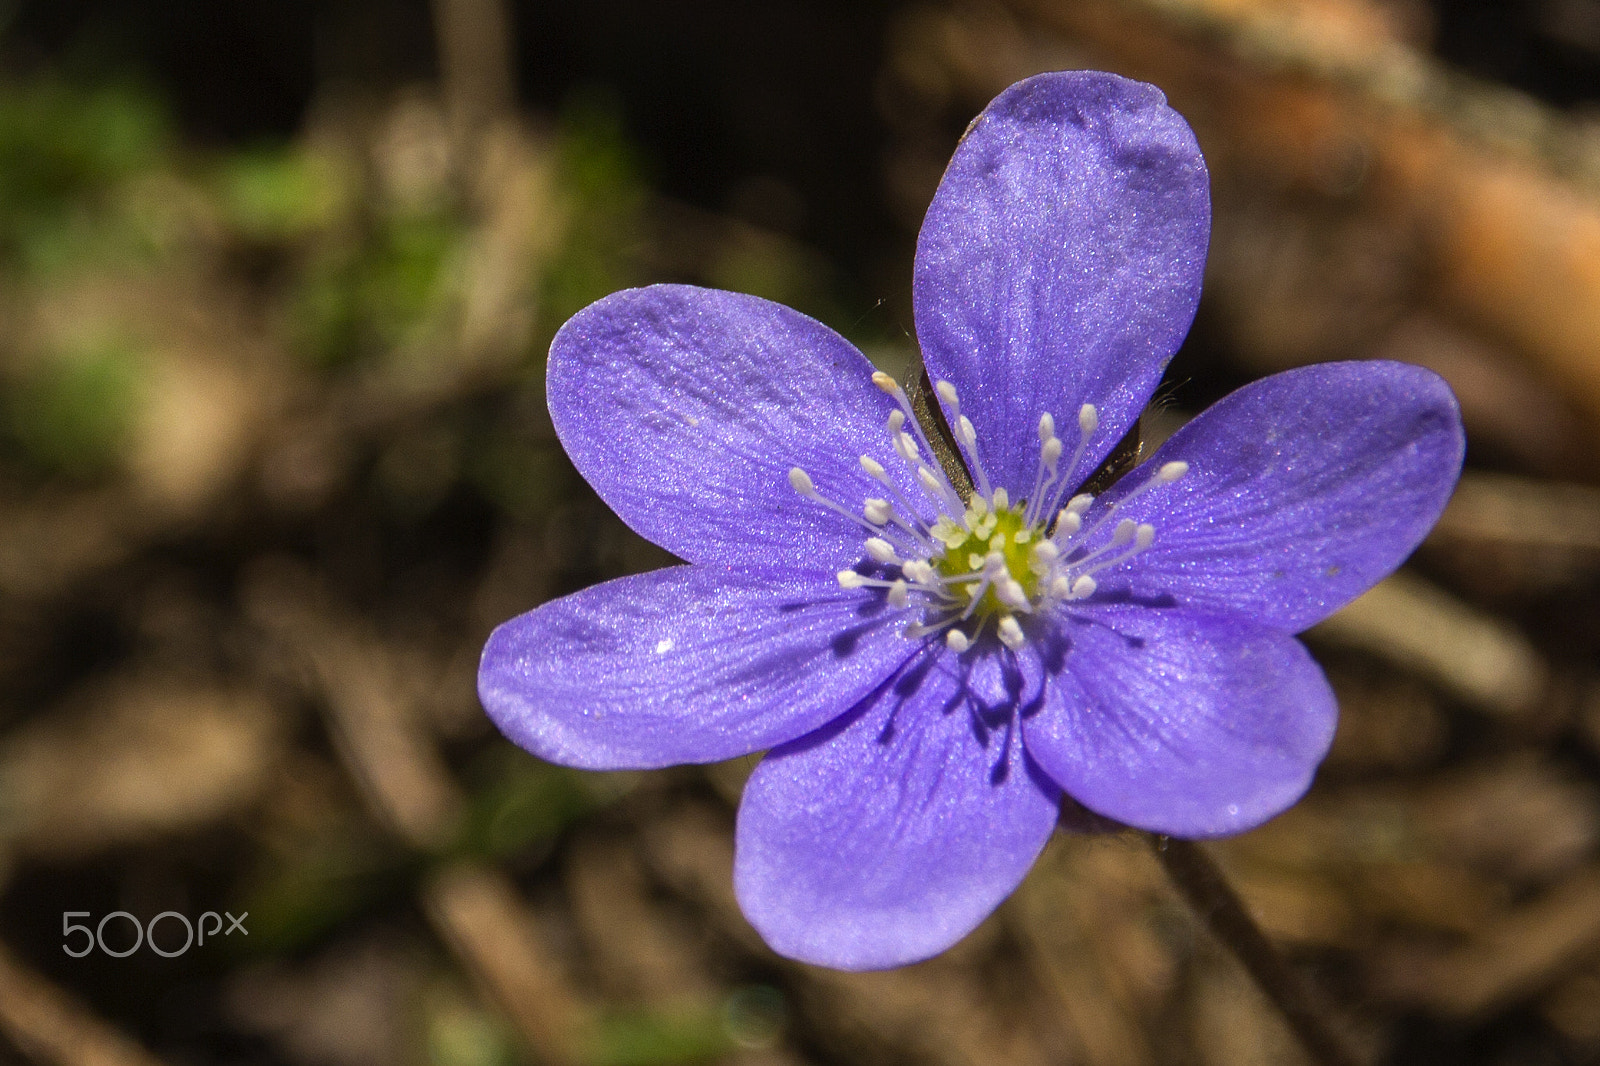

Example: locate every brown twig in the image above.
[0,941,169,1066]
[1149,834,1367,1066]
[244,567,592,1061]
[429,0,516,157]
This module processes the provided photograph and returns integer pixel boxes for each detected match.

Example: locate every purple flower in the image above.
[479,71,1464,970]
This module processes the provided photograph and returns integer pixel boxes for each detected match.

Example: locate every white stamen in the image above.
[1041,436,1062,470]
[957,415,977,448]
[1071,460,1179,547]
[792,466,900,539]
[1079,403,1098,435]
[865,537,899,565]
[793,371,1191,653]
[997,578,1030,611]
[894,431,919,464]
[1024,418,1064,525]
[1034,404,1102,523]
[859,456,941,547]
[952,413,994,498]
[875,374,964,507]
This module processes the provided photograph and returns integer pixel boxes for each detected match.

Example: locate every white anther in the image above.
[888,409,906,431]
[1055,510,1082,537]
[1071,575,1097,598]
[871,371,899,395]
[957,415,978,447]
[859,455,887,480]
[992,487,1009,509]
[1066,493,1094,515]
[1113,518,1137,544]
[945,628,971,653]
[983,550,1008,575]
[998,616,1026,650]
[902,559,935,584]
[1157,460,1189,483]
[997,579,1030,610]
[865,537,899,565]
[1079,403,1098,435]
[888,579,910,609]
[894,432,920,464]
[1135,523,1156,550]
[837,570,867,589]
[917,466,944,495]
[1050,575,1073,599]
[788,467,815,496]
[863,498,892,525]
[1030,541,1060,571]
[1038,412,1056,443]
[1041,436,1062,471]
[936,380,959,406]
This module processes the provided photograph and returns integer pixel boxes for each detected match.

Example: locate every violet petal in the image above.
[548,284,917,570]
[914,70,1209,496]
[479,565,922,769]
[735,647,1061,970]
[1024,605,1337,838]
[1096,360,1464,631]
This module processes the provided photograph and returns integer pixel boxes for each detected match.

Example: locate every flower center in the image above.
[788,371,1188,652]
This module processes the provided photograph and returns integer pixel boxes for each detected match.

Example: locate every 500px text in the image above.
[62,911,247,958]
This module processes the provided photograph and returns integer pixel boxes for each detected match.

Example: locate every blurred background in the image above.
[1,0,1600,1063]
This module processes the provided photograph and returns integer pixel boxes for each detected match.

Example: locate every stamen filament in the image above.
[1035,403,1099,524]
[860,454,937,537]
[875,372,965,504]
[1073,460,1187,546]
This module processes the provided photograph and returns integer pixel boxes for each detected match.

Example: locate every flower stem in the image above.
[1146,834,1367,1066]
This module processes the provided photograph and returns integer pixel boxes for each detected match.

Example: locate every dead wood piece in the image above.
[1433,472,1600,554]
[0,942,169,1066]
[1152,837,1369,1066]
[424,863,591,1066]
[564,837,716,1003]
[1375,862,1600,1016]
[0,679,279,858]
[244,569,465,851]
[1311,572,1549,719]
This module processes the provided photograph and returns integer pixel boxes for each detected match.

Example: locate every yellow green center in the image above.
[928,493,1046,619]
